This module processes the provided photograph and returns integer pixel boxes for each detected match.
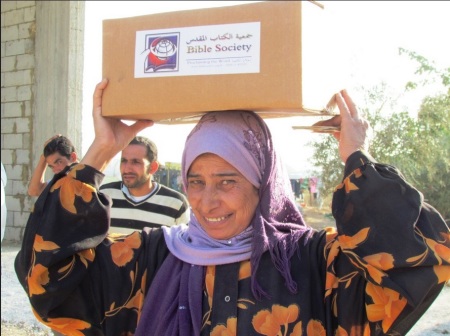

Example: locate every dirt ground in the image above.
[301,203,335,230]
[0,322,52,336]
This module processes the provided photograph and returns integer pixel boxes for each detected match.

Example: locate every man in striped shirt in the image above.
[100,136,190,234]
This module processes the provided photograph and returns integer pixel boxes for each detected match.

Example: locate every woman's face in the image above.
[186,153,259,240]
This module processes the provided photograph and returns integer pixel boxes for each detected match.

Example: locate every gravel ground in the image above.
[2,237,450,335]
[1,321,52,336]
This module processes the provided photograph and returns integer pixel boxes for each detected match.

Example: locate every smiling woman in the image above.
[14,75,450,335]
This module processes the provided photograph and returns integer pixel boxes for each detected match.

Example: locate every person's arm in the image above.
[323,90,450,334]
[16,161,169,334]
[28,134,61,197]
[27,154,49,196]
[81,79,153,172]
[15,79,157,335]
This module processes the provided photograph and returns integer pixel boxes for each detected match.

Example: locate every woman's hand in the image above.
[313,90,370,162]
[81,79,154,171]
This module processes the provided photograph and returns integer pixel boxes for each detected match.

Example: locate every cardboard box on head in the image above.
[102,1,330,124]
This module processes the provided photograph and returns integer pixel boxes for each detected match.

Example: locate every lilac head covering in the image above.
[182,111,264,188]
[182,110,312,298]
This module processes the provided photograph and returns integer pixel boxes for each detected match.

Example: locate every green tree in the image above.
[309,133,341,198]
[406,93,449,218]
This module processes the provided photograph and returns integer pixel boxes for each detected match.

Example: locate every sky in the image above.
[82,1,450,179]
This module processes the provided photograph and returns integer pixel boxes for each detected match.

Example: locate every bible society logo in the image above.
[135,23,260,78]
[144,33,179,73]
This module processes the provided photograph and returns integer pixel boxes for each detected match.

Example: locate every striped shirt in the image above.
[100,181,190,234]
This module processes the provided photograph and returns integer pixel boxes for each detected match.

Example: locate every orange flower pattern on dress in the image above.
[125,279,144,309]
[205,265,215,297]
[46,317,91,336]
[324,227,338,243]
[50,164,95,214]
[32,307,90,336]
[325,268,339,301]
[433,265,450,284]
[34,235,60,252]
[252,309,281,336]
[404,227,450,285]
[404,226,450,282]
[335,324,368,336]
[239,260,251,280]
[434,243,450,263]
[202,265,215,329]
[422,234,450,264]
[290,321,303,336]
[326,227,393,295]
[211,317,237,336]
[363,253,394,271]
[335,172,359,194]
[338,228,369,250]
[77,249,95,268]
[103,234,147,324]
[28,263,49,296]
[365,282,407,333]
[306,319,326,336]
[236,260,255,310]
[110,231,141,267]
[105,266,148,321]
[335,325,348,336]
[203,262,254,329]
[440,232,450,244]
[29,235,95,292]
[252,304,299,336]
[135,268,147,323]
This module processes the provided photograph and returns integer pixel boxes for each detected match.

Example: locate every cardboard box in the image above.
[102,1,329,124]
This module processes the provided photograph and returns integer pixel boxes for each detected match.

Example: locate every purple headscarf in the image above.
[135,111,312,336]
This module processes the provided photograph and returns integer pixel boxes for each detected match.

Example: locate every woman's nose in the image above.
[199,185,219,210]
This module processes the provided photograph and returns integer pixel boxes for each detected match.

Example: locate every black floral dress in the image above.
[15,152,450,335]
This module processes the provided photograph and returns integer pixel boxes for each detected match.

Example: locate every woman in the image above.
[15,79,449,335]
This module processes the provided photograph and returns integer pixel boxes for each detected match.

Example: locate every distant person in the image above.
[1,162,7,243]
[100,136,189,232]
[28,135,78,197]
[309,176,318,206]
[298,178,304,201]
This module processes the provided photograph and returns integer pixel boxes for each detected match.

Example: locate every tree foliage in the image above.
[406,93,449,218]
[310,50,449,221]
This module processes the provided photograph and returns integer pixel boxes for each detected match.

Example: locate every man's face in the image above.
[45,153,75,174]
[120,144,152,189]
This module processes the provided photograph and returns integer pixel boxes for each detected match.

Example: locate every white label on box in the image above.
[134,22,260,78]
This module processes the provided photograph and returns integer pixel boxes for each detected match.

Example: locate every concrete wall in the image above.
[1,1,85,243]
